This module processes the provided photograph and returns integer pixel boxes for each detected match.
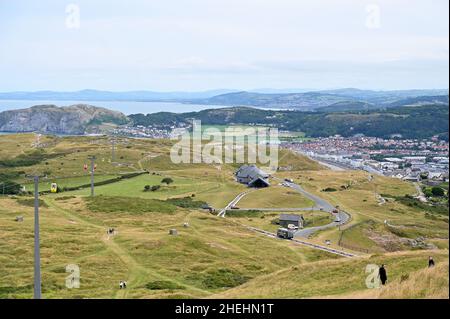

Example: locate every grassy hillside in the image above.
[333,260,449,299]
[274,170,449,253]
[0,195,340,299]
[210,250,449,299]
[0,133,448,299]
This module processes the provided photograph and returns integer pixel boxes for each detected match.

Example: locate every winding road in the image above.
[285,181,350,238]
[219,177,351,240]
[221,180,356,257]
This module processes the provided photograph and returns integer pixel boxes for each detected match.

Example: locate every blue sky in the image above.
[0,0,448,91]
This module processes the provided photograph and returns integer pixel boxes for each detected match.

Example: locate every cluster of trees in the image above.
[143,177,174,192]
[423,186,446,198]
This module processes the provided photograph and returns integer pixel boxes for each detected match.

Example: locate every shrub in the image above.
[424,189,433,197]
[0,180,22,195]
[17,198,48,208]
[55,196,76,201]
[151,185,161,192]
[226,210,264,218]
[145,281,184,290]
[431,187,445,197]
[161,177,174,185]
[166,196,207,209]
[85,196,176,214]
[0,150,52,167]
[322,187,337,192]
[199,268,249,289]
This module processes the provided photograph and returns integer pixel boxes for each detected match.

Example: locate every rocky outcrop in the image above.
[0,104,128,134]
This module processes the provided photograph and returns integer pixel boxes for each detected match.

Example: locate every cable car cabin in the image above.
[277,228,295,240]
[50,183,58,193]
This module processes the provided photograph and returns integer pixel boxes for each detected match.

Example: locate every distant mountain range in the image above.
[0,88,447,112]
[192,88,449,111]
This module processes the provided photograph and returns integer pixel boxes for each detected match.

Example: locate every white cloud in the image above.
[0,0,447,90]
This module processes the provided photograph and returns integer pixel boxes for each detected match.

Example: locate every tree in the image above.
[151,185,161,192]
[431,187,445,197]
[424,189,433,198]
[161,177,174,185]
[144,185,151,191]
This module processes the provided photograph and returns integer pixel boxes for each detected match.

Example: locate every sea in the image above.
[0,100,229,115]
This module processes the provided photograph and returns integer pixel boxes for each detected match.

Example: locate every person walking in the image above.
[378,264,387,285]
[428,256,435,268]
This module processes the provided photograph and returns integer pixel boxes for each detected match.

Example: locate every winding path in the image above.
[217,190,256,217]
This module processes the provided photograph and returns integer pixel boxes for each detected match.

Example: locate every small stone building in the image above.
[279,214,304,229]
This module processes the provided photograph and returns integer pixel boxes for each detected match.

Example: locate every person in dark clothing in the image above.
[428,256,435,268]
[378,264,387,285]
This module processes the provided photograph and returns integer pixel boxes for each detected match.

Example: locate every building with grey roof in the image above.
[235,164,270,188]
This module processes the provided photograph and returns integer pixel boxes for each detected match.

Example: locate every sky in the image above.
[0,0,448,91]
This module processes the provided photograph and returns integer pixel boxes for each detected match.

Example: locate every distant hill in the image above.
[1,88,447,112]
[130,104,449,139]
[317,88,449,105]
[190,88,449,111]
[387,95,449,108]
[0,104,129,135]
[316,101,376,112]
[197,91,355,111]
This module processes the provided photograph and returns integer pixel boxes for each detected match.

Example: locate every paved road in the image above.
[220,177,351,238]
[283,181,350,238]
[284,182,335,212]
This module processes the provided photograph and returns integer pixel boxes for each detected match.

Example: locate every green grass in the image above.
[16,198,48,208]
[384,194,449,216]
[226,210,264,218]
[145,280,185,290]
[85,196,177,214]
[0,134,448,299]
[189,268,250,289]
[212,250,449,298]
[165,197,207,209]
[238,186,315,209]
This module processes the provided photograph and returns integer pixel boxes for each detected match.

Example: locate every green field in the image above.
[237,185,314,209]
